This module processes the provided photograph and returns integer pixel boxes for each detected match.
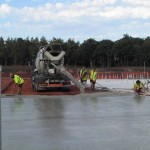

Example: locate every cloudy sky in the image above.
[0,0,150,42]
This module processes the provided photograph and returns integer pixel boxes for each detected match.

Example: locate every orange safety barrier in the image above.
[96,72,150,79]
[76,72,150,79]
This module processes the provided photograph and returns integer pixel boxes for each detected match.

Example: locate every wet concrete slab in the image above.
[1,94,150,150]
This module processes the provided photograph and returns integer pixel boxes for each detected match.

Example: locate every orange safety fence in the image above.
[76,72,150,79]
[97,72,150,79]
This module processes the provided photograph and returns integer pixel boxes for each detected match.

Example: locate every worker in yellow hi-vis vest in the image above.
[79,66,88,86]
[90,68,97,92]
[133,80,146,95]
[10,73,24,95]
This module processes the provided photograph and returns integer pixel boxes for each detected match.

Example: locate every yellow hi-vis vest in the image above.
[134,82,142,90]
[80,69,87,81]
[90,70,97,81]
[14,75,24,85]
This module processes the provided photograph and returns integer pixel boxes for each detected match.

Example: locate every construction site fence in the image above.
[76,72,150,79]
[96,72,150,79]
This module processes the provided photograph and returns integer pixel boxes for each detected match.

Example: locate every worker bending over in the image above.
[79,66,88,86]
[90,68,97,92]
[133,80,146,95]
[10,73,24,95]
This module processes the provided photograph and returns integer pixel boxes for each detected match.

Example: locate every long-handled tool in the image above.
[95,82,103,87]
[11,84,16,94]
[95,82,109,90]
[6,85,16,96]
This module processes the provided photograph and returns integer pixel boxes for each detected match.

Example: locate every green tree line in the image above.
[0,34,150,67]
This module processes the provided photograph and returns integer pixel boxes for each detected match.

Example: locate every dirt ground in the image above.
[1,66,150,96]
[1,78,81,95]
[2,77,104,96]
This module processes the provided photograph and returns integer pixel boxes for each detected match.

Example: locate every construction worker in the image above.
[79,66,88,86]
[10,73,24,95]
[90,68,97,92]
[133,80,146,95]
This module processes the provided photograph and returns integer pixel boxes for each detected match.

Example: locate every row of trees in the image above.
[0,34,150,67]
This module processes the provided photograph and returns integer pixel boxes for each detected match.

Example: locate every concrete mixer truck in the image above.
[31,44,85,92]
